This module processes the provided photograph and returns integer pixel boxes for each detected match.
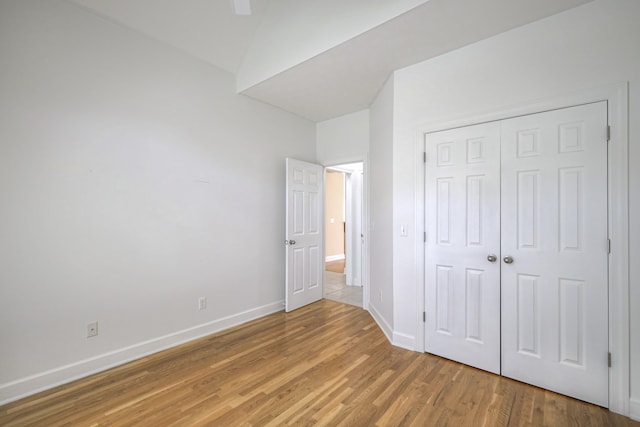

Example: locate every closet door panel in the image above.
[425,122,501,374]
[500,102,609,407]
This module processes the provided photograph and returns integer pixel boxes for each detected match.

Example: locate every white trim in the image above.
[415,126,426,354]
[362,156,370,310]
[416,82,629,416]
[605,83,630,417]
[325,254,345,262]
[0,300,284,405]
[345,172,353,285]
[393,332,416,351]
[369,303,393,344]
[630,398,640,422]
[344,170,364,287]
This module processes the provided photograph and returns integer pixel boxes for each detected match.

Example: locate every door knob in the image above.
[487,254,497,262]
[288,240,296,245]
[503,255,514,264]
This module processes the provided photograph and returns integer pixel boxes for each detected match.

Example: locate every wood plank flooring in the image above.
[325,260,345,273]
[1,299,636,426]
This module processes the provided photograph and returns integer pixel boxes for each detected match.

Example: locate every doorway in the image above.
[324,162,364,307]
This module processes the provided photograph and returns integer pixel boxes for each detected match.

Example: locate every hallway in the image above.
[324,260,362,307]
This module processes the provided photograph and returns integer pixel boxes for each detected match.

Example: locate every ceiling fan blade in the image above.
[232,0,251,16]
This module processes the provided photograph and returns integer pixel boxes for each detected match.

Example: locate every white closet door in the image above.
[500,102,609,407]
[425,122,501,374]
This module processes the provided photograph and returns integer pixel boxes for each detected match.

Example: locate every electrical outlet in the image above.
[198,297,207,310]
[87,321,98,338]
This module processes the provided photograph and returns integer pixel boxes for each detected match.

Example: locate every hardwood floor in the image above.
[1,300,636,426]
[325,259,345,273]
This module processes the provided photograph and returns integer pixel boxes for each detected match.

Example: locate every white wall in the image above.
[0,0,315,404]
[390,0,639,417]
[316,110,370,165]
[237,0,428,92]
[368,76,395,339]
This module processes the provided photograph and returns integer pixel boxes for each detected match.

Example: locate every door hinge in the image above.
[607,125,611,142]
[423,311,426,322]
[608,238,611,254]
[608,352,612,367]
[423,231,427,242]
[423,152,427,163]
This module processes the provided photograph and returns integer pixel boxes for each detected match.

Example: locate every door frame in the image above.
[322,156,370,310]
[326,165,364,287]
[416,83,629,416]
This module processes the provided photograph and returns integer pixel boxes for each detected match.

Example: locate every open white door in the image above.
[285,158,324,312]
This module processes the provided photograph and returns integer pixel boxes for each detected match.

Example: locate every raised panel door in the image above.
[425,122,501,374]
[286,158,324,312]
[500,102,609,407]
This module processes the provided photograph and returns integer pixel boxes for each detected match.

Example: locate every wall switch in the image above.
[400,225,409,237]
[198,297,207,310]
[87,321,98,338]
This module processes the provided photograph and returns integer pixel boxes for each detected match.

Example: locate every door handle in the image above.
[487,254,497,262]
[284,240,296,245]
[503,255,514,264]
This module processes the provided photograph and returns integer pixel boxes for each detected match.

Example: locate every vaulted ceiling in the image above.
[67,0,592,122]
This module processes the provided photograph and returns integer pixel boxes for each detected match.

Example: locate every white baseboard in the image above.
[368,303,392,344]
[392,332,416,351]
[325,254,345,262]
[630,398,640,421]
[0,301,284,405]
[367,304,416,351]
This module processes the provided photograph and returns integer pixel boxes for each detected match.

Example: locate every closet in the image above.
[424,102,609,407]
